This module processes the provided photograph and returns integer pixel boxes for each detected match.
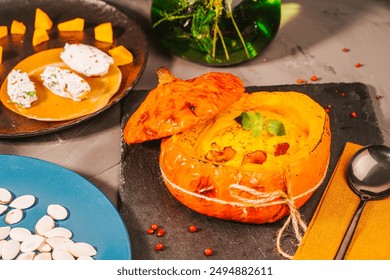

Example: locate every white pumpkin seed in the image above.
[77,255,94,260]
[52,248,75,260]
[9,227,32,242]
[68,242,97,257]
[0,188,12,204]
[5,208,23,224]
[2,239,21,260]
[35,215,55,236]
[46,236,74,250]
[47,204,68,220]
[9,194,36,209]
[37,242,52,253]
[0,204,7,215]
[0,239,8,258]
[20,234,45,253]
[34,252,52,260]
[0,226,11,240]
[44,227,73,239]
[16,251,36,260]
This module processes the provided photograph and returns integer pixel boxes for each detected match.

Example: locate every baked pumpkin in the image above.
[159,91,331,224]
[123,67,245,144]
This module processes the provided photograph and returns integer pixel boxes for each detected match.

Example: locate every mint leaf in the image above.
[266,119,286,136]
[240,111,264,137]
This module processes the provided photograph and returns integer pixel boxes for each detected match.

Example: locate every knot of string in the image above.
[229,184,316,259]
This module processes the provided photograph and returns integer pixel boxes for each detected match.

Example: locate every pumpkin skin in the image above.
[159,91,331,224]
[123,67,245,144]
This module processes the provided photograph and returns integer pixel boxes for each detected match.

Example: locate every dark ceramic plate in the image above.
[0,0,148,137]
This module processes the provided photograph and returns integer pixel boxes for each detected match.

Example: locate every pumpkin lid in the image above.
[123,67,245,144]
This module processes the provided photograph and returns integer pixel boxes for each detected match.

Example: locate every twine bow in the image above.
[229,184,315,259]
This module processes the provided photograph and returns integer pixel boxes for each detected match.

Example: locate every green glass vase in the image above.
[151,0,281,66]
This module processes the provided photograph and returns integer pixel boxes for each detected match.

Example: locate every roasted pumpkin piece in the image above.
[58,18,85,32]
[94,22,113,43]
[0,26,8,39]
[123,67,245,144]
[108,45,134,66]
[34,8,53,30]
[10,20,26,35]
[205,146,237,163]
[242,150,267,165]
[32,28,49,46]
[160,91,331,224]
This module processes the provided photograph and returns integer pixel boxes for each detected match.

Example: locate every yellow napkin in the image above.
[294,142,390,260]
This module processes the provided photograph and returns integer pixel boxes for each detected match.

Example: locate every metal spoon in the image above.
[334,144,390,260]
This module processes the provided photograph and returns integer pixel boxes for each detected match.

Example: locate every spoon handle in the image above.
[334,199,367,260]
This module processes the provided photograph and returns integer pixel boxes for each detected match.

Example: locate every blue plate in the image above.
[0,154,131,260]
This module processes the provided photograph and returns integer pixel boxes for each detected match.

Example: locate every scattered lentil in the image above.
[157,228,165,237]
[204,248,213,256]
[155,243,164,251]
[189,225,197,233]
[355,63,363,68]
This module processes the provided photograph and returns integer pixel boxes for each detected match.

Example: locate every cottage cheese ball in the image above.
[7,69,37,108]
[40,66,91,101]
[60,43,114,77]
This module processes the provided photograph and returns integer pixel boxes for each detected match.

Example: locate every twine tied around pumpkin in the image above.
[160,167,320,259]
[229,183,319,259]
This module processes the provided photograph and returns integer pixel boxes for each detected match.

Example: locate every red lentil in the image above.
[157,229,165,237]
[151,223,159,230]
[189,225,197,233]
[310,75,318,82]
[342,47,350,52]
[355,63,363,68]
[147,228,155,235]
[155,243,164,251]
[341,92,345,97]
[350,112,357,118]
[296,79,305,84]
[204,248,213,256]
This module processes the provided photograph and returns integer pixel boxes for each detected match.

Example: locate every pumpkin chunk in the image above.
[32,28,49,46]
[94,22,113,43]
[108,45,133,66]
[57,18,85,32]
[274,142,290,156]
[34,8,53,30]
[0,26,8,39]
[242,150,267,165]
[10,20,26,35]
[0,46,3,64]
[205,146,237,163]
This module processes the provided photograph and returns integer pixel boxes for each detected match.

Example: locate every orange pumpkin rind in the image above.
[123,67,245,144]
[159,91,331,224]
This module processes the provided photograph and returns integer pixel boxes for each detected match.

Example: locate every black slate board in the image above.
[119,83,384,260]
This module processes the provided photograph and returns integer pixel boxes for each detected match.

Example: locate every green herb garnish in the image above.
[240,111,264,138]
[266,119,286,136]
[26,91,37,97]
